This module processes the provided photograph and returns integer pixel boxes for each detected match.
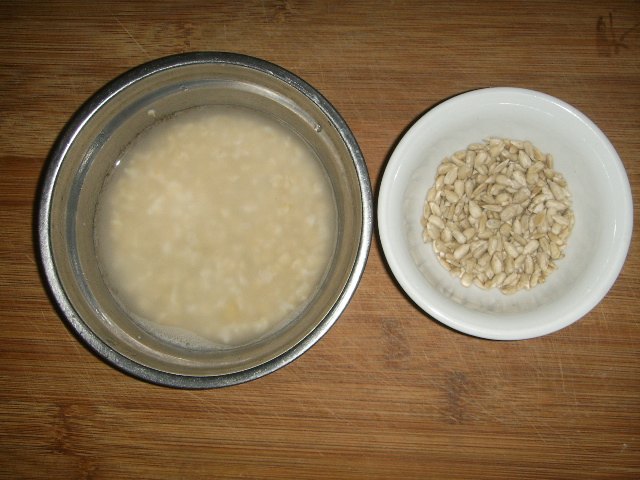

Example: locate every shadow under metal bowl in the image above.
[38,52,372,388]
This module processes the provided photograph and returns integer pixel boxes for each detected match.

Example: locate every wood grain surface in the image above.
[1,1,639,478]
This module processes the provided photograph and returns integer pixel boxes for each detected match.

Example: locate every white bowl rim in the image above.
[378,87,634,340]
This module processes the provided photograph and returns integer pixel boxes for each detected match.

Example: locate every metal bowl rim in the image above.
[38,52,373,388]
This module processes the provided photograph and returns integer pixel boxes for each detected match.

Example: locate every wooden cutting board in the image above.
[1,1,639,478]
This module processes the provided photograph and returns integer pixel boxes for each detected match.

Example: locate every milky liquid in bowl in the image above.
[95,105,337,348]
[40,52,372,386]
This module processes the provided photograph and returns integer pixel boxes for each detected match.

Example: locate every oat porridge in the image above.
[95,106,337,346]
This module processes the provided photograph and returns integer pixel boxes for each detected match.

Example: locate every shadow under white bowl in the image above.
[378,87,633,340]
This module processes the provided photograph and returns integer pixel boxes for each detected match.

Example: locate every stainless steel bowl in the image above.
[38,52,372,388]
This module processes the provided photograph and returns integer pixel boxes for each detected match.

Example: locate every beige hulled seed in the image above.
[421,138,574,294]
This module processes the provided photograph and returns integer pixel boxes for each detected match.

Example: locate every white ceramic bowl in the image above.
[378,87,633,340]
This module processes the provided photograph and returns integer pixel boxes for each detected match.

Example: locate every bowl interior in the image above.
[47,56,369,377]
[379,88,632,339]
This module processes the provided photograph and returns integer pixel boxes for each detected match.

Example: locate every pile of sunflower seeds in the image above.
[421,138,574,295]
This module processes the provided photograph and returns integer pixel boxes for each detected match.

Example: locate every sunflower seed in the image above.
[422,137,574,294]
